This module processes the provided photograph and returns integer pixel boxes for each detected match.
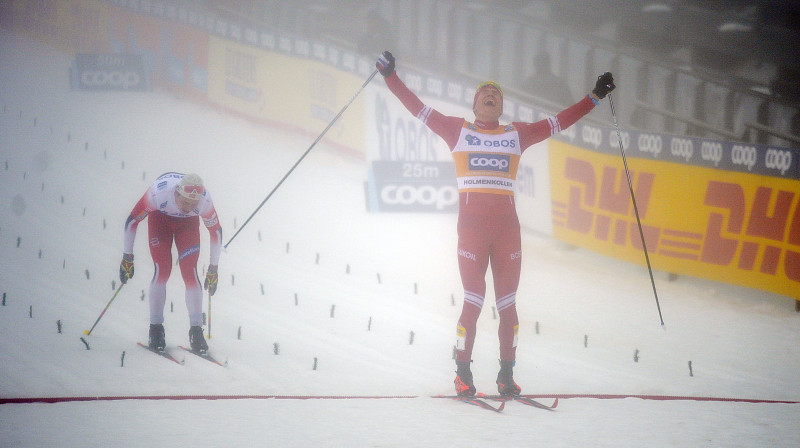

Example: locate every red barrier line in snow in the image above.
[1,394,798,405]
[0,395,418,404]
[273,395,418,400]
[529,394,800,404]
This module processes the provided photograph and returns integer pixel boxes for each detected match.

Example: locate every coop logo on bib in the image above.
[468,153,510,173]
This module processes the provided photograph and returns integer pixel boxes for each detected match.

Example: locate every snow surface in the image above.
[1,29,799,448]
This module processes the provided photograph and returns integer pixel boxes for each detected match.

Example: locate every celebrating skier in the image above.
[376,51,614,396]
[120,172,222,354]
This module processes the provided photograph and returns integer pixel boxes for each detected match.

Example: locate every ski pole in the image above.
[84,282,125,336]
[607,93,665,328]
[224,68,380,249]
[206,291,212,339]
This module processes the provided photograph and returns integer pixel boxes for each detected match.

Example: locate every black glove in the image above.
[376,51,395,77]
[204,265,218,296]
[592,72,615,100]
[119,253,134,284]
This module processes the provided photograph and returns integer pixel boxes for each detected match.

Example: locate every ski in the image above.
[178,345,227,367]
[137,342,184,365]
[480,394,558,411]
[433,395,505,413]
[462,396,505,412]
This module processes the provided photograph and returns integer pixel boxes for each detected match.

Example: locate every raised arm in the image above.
[516,72,615,150]
[377,51,464,150]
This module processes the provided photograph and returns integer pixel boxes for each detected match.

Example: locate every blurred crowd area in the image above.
[204,0,800,147]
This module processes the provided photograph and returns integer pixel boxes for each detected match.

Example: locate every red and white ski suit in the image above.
[123,172,222,326]
[384,72,595,362]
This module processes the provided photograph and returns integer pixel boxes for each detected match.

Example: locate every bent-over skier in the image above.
[120,172,222,353]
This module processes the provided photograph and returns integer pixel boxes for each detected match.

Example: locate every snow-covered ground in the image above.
[1,29,799,447]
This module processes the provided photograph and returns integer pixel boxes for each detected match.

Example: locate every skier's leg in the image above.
[147,212,174,325]
[490,214,522,362]
[455,214,491,363]
[490,214,522,395]
[174,216,203,327]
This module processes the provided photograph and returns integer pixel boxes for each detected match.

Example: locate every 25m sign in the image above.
[365,161,458,213]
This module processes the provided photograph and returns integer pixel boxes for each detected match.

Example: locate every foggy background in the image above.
[2,2,800,446]
[214,0,800,147]
[2,24,799,446]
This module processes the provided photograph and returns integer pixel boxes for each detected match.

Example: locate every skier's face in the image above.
[473,84,503,121]
[175,190,200,214]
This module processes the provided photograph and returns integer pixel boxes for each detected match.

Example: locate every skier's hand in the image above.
[119,253,134,284]
[376,51,395,77]
[204,265,218,296]
[592,72,615,100]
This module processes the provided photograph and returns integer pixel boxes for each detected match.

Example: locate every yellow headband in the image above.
[475,81,503,97]
[473,81,504,110]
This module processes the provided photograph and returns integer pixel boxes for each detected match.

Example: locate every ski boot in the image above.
[189,325,208,354]
[148,324,166,351]
[455,360,477,397]
[496,359,521,396]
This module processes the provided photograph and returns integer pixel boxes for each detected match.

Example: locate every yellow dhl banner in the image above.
[207,36,365,152]
[549,140,800,299]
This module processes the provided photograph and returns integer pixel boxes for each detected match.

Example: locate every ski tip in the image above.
[497,400,506,411]
[551,397,559,409]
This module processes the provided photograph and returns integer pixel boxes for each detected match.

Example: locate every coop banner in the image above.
[71,54,149,91]
[549,140,800,298]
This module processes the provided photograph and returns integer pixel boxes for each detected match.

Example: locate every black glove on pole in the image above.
[376,51,395,77]
[119,253,134,284]
[592,72,615,99]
